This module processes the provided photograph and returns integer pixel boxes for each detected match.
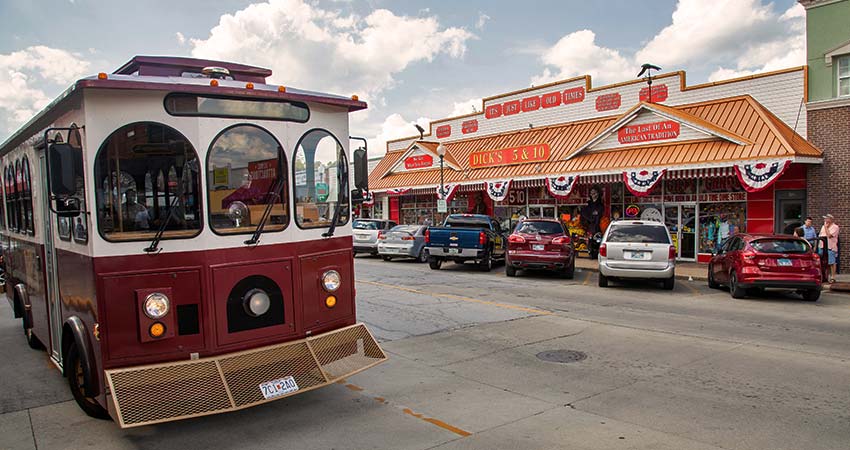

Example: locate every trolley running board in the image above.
[105,323,386,428]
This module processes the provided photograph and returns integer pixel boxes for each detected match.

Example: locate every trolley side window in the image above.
[293,129,349,229]
[94,122,202,242]
[14,160,22,234]
[164,94,309,123]
[3,167,10,231]
[22,156,33,235]
[207,124,289,234]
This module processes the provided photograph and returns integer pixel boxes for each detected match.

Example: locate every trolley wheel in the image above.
[67,342,111,420]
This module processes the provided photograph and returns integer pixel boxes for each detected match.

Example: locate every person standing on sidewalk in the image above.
[795,216,818,247]
[820,214,840,283]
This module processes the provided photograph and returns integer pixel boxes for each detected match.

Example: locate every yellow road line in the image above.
[359,279,553,315]
[581,271,591,286]
[681,280,700,295]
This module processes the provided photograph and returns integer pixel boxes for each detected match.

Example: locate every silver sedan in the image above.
[377,225,429,262]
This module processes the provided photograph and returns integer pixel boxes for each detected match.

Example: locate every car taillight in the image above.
[668,245,676,260]
[424,229,430,244]
[508,234,526,244]
[401,236,414,241]
[377,231,385,240]
[599,243,607,257]
[742,251,756,263]
[479,231,487,245]
[552,236,569,245]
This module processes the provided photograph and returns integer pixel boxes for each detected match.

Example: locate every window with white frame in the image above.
[839,55,850,97]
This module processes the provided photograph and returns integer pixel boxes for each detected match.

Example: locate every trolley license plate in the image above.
[532,244,545,251]
[778,258,793,266]
[259,376,299,400]
[626,251,649,260]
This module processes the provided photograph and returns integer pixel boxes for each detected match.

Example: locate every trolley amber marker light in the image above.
[210,79,219,87]
[97,72,108,80]
[245,82,254,90]
[351,94,359,101]
[149,322,166,338]
[325,295,337,308]
[278,85,286,93]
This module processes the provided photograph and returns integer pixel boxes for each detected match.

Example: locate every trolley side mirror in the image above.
[48,143,79,197]
[350,189,364,205]
[353,148,368,191]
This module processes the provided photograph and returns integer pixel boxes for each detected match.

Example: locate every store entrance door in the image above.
[664,203,697,261]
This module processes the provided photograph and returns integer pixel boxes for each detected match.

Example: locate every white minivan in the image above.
[598,220,676,290]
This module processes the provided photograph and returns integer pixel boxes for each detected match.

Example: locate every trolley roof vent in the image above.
[113,56,272,83]
[202,66,231,79]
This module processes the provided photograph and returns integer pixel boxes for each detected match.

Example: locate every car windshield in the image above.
[444,216,490,229]
[606,224,670,244]
[516,221,562,235]
[751,238,810,254]
[353,220,380,230]
[390,225,420,234]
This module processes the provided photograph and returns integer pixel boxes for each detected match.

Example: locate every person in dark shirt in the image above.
[581,185,604,235]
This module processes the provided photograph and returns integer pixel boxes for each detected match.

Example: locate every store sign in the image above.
[563,87,585,104]
[437,199,448,213]
[521,96,540,112]
[485,87,585,120]
[485,103,503,119]
[596,93,621,112]
[542,92,561,108]
[248,159,277,192]
[213,167,229,186]
[436,125,451,139]
[462,119,479,134]
[639,84,669,103]
[468,143,551,169]
[404,154,434,170]
[617,121,680,144]
[506,188,527,205]
[316,182,329,202]
[625,204,640,218]
[503,100,521,116]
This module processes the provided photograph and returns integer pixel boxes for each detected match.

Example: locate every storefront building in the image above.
[366,67,822,262]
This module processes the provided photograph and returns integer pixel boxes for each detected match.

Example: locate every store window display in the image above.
[699,203,746,253]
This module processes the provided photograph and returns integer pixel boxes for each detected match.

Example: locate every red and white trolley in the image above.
[1,56,385,427]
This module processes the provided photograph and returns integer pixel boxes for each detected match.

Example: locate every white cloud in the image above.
[448,97,482,117]
[366,113,432,156]
[476,12,490,30]
[532,30,632,86]
[533,0,805,87]
[188,0,475,102]
[176,32,186,45]
[0,46,90,136]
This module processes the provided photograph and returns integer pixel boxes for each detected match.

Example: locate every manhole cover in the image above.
[536,350,587,364]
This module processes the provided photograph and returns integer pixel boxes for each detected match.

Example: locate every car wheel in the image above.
[479,253,493,272]
[417,248,428,263]
[562,264,575,279]
[708,265,720,289]
[729,272,746,299]
[801,289,820,302]
[381,255,392,262]
[506,264,517,277]
[67,342,111,420]
[428,257,442,270]
[662,276,675,290]
[598,272,609,287]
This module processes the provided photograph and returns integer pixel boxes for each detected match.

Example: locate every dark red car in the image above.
[506,219,575,278]
[708,234,822,301]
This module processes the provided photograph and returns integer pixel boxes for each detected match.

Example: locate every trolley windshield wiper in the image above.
[144,193,181,253]
[244,177,284,246]
[322,162,349,238]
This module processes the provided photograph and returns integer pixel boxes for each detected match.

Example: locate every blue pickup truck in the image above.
[425,214,507,271]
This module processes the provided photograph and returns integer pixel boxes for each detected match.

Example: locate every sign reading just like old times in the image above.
[468,143,550,168]
[617,120,680,144]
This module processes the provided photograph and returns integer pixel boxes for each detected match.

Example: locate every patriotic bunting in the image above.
[623,169,665,197]
[386,187,411,195]
[545,175,579,199]
[362,189,374,206]
[436,184,460,202]
[734,159,791,192]
[485,180,512,202]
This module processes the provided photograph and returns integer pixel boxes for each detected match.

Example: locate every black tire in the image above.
[729,272,746,299]
[708,265,720,289]
[417,248,428,263]
[479,252,493,272]
[381,255,392,261]
[801,289,820,302]
[67,343,111,420]
[506,264,517,277]
[22,313,43,350]
[428,257,442,270]
[598,272,609,287]
[562,262,575,279]
[662,276,675,290]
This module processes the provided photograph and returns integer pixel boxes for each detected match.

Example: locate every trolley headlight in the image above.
[243,289,271,317]
[143,293,170,319]
[321,270,341,292]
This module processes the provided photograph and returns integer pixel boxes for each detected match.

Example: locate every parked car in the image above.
[378,225,429,262]
[708,234,822,301]
[506,219,575,278]
[598,220,676,290]
[425,214,507,271]
[352,219,397,256]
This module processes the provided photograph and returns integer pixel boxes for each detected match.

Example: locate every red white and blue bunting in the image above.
[485,179,512,202]
[734,159,791,192]
[623,169,666,197]
[362,189,374,206]
[386,187,411,195]
[436,184,460,202]
[545,175,579,199]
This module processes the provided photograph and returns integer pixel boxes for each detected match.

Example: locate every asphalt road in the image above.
[2,256,850,450]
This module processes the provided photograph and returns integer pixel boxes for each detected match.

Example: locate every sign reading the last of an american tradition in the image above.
[617,120,680,144]
[468,143,550,168]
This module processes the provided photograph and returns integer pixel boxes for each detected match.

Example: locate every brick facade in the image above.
[807,105,850,270]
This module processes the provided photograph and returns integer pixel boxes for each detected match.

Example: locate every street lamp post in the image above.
[437,143,446,219]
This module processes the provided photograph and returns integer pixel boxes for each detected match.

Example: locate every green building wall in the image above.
[806,0,850,102]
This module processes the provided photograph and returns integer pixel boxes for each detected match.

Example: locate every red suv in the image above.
[708,234,822,301]
[506,219,575,278]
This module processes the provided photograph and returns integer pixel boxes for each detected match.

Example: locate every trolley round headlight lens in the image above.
[244,289,271,317]
[144,293,170,319]
[321,270,341,292]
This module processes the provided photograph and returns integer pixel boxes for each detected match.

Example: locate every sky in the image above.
[0,0,804,155]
